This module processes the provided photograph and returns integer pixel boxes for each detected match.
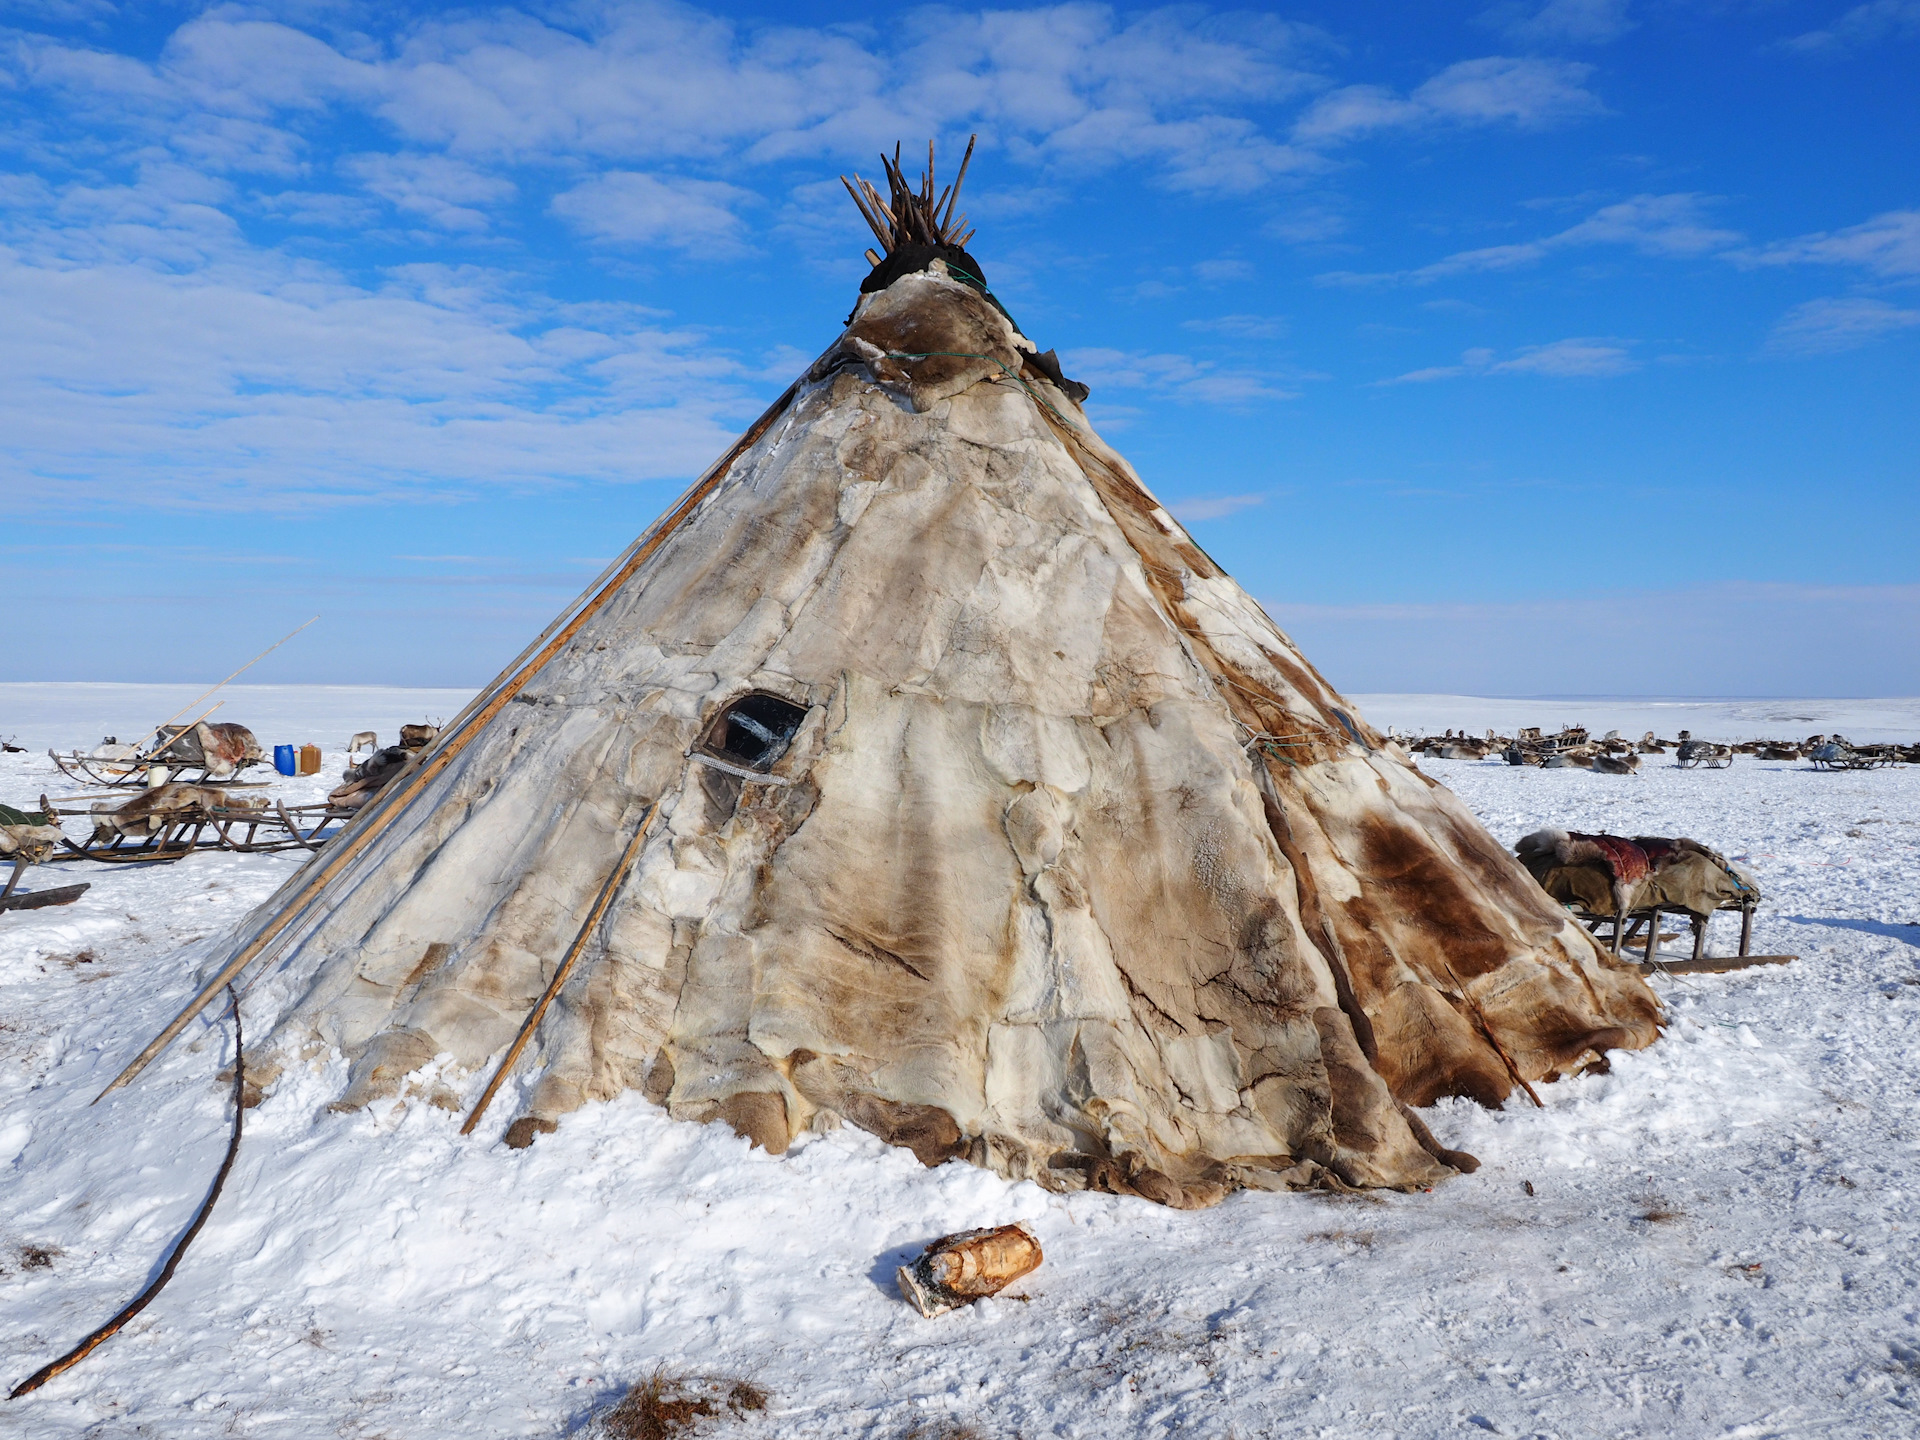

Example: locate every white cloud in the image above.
[1785,1,1920,54]
[1379,338,1636,382]
[1480,0,1636,47]
[252,189,381,229]
[1490,337,1636,375]
[1293,56,1602,145]
[1766,297,1920,354]
[1742,209,1920,278]
[1064,347,1298,404]
[551,171,756,251]
[0,168,760,513]
[10,4,1331,197]
[343,153,516,232]
[1321,192,1742,285]
[1182,314,1289,338]
[1192,257,1253,282]
[1264,203,1348,244]
[1170,493,1268,521]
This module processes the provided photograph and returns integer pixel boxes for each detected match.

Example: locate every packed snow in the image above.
[2,686,1917,1438]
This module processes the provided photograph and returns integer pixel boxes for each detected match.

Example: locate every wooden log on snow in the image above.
[897,1224,1042,1318]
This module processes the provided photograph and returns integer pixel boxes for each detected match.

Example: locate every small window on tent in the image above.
[702,692,809,772]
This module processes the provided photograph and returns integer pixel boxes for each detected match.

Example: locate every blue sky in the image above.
[4,0,1916,696]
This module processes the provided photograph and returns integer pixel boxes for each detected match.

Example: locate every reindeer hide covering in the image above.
[228,266,1660,1205]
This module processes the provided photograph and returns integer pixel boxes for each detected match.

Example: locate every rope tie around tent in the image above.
[10,988,246,1400]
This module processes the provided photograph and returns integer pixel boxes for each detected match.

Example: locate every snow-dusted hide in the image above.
[92,783,266,842]
[157,720,264,779]
[239,268,1659,1204]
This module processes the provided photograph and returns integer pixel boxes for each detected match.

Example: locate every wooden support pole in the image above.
[461,802,662,1136]
[941,134,976,234]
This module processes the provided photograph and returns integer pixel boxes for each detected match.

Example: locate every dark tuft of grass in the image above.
[595,1368,768,1440]
[18,1245,61,1270]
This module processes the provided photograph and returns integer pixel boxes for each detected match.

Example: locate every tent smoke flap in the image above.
[126,141,1660,1206]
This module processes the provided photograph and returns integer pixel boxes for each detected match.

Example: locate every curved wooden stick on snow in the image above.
[461,801,663,1136]
[10,988,246,1401]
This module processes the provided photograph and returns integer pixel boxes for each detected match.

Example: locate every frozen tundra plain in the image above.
[1,684,1917,1438]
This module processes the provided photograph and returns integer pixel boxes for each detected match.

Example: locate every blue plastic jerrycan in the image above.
[273,744,297,777]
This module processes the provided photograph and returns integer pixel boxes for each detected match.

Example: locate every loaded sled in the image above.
[1516,829,1794,975]
[49,719,267,788]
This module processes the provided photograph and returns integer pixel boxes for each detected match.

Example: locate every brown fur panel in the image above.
[789,1050,967,1168]
[1047,401,1660,1113]
[1309,1007,1455,1190]
[838,271,1024,413]
[1367,981,1513,1107]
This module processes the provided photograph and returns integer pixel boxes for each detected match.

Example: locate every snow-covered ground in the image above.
[2,688,1917,1438]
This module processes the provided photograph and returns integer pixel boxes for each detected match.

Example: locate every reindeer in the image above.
[1592,752,1642,775]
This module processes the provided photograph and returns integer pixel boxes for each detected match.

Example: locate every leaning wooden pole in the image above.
[94,381,804,1103]
[460,800,663,1136]
[127,617,317,754]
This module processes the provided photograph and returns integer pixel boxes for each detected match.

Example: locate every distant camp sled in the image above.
[45,616,316,788]
[1807,740,1896,770]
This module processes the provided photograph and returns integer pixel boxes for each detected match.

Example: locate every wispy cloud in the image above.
[1292,56,1603,145]
[1478,0,1636,47]
[1064,347,1299,404]
[1766,297,1920,354]
[1170,492,1269,521]
[0,169,756,513]
[1321,192,1741,286]
[1182,314,1289,339]
[1379,337,1638,383]
[1740,209,1920,278]
[5,4,1338,198]
[342,153,516,232]
[1783,0,1920,54]
[551,171,757,251]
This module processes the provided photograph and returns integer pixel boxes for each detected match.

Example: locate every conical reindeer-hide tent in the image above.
[112,141,1661,1205]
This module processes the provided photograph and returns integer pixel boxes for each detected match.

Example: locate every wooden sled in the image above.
[1807,744,1897,771]
[1582,898,1796,975]
[1,858,89,913]
[48,720,268,790]
[42,796,350,866]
